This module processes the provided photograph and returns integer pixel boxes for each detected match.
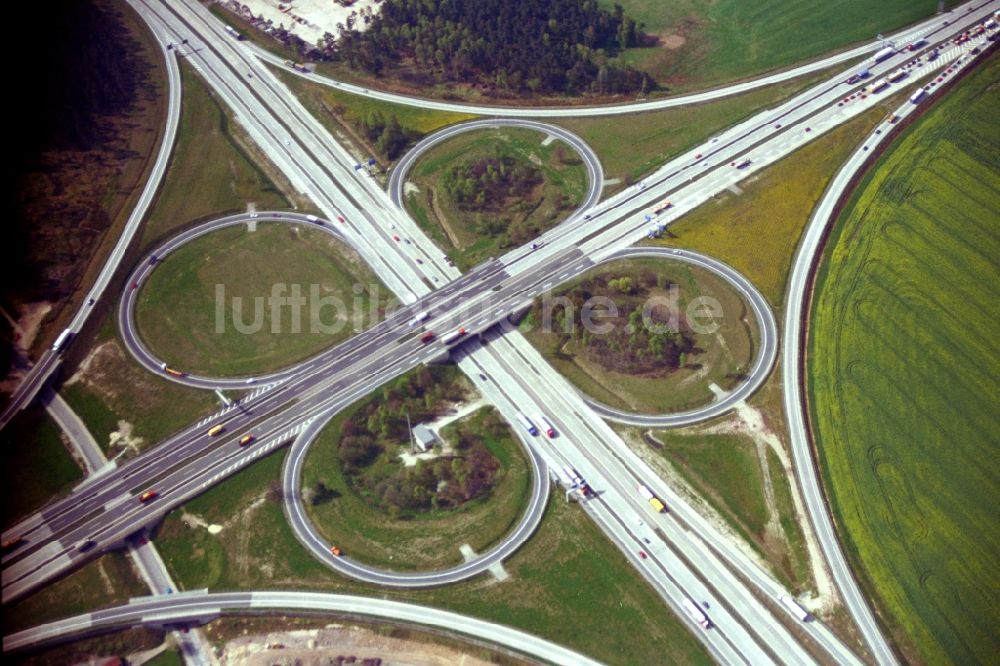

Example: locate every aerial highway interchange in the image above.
[3,0,999,663]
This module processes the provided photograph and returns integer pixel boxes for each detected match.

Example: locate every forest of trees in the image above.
[335,366,504,516]
[329,0,653,96]
[527,268,699,376]
[353,110,417,160]
[442,153,542,213]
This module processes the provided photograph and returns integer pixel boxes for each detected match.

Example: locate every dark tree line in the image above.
[4,1,156,377]
[354,110,417,160]
[330,0,653,96]
[442,154,542,212]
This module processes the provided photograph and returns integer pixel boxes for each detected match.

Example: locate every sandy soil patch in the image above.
[181,511,224,535]
[109,420,145,454]
[403,182,420,196]
[220,624,501,666]
[660,33,687,50]
[9,301,52,352]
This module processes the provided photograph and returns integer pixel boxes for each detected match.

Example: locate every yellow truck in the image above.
[637,484,666,513]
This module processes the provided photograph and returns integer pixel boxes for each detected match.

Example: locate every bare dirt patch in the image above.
[218,623,506,666]
[660,33,687,50]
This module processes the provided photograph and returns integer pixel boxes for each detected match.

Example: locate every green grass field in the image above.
[275,66,476,168]
[523,257,757,413]
[808,57,1000,664]
[134,224,390,377]
[61,315,219,454]
[1,407,83,526]
[405,127,588,270]
[604,0,957,91]
[140,63,289,249]
[154,448,710,665]
[302,405,531,570]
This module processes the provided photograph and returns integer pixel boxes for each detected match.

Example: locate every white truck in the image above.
[441,328,467,345]
[779,594,811,622]
[873,46,896,63]
[51,328,73,352]
[682,598,711,628]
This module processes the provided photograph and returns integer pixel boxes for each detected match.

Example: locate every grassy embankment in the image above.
[273,65,477,169]
[606,0,958,92]
[62,62,299,453]
[140,63,290,248]
[154,450,711,665]
[134,224,392,377]
[522,257,757,413]
[4,552,149,634]
[649,92,915,308]
[405,127,588,270]
[808,55,1000,664]
[1,408,83,526]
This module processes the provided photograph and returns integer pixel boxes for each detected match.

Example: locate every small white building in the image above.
[412,424,437,452]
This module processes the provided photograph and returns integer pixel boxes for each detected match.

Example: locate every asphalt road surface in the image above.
[5,2,997,663]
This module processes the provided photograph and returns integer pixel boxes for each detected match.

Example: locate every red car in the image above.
[392,235,400,241]
[336,215,345,223]
[139,490,158,503]
[639,551,648,560]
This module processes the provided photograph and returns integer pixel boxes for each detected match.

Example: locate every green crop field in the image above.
[604,0,957,91]
[135,224,391,377]
[808,57,1000,663]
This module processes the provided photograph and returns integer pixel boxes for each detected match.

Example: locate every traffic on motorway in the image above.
[4,0,999,663]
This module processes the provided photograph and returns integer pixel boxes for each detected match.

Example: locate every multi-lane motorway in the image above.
[4,0,998,662]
